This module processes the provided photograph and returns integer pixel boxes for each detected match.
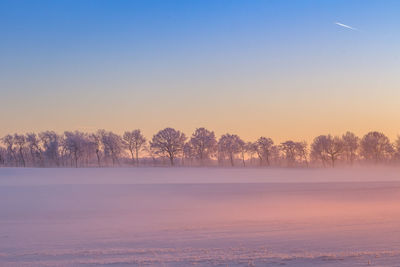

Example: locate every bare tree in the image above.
[26,133,43,167]
[218,134,242,167]
[2,134,17,166]
[39,131,61,167]
[342,131,359,165]
[256,137,274,166]
[13,134,27,167]
[3,127,400,168]
[279,141,308,167]
[394,136,400,162]
[246,142,258,166]
[189,128,217,165]
[238,138,246,167]
[182,142,195,166]
[91,131,104,167]
[311,135,343,167]
[123,131,137,165]
[123,130,146,166]
[150,128,186,166]
[361,131,393,163]
[295,141,308,167]
[64,131,87,168]
[0,146,5,165]
[280,141,297,167]
[325,136,344,168]
[82,135,97,166]
[101,131,125,166]
[311,135,327,167]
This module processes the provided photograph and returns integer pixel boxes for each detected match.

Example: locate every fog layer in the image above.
[1,168,400,266]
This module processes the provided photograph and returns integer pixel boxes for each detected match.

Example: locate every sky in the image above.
[1,0,400,143]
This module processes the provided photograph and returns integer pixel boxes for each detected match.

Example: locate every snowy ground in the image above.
[1,167,400,266]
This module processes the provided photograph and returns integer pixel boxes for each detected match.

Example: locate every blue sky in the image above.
[1,0,399,141]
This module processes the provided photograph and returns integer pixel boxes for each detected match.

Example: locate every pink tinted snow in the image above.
[1,167,400,266]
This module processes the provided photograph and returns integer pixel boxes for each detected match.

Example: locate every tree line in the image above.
[0,128,399,168]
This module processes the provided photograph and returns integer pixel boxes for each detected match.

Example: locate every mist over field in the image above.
[1,167,400,266]
[2,0,400,266]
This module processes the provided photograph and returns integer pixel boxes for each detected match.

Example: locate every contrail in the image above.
[334,22,357,31]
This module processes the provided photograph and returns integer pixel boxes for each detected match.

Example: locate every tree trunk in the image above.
[130,150,135,165]
[96,150,101,167]
[19,148,25,167]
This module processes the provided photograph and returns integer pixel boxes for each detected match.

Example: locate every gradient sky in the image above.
[1,0,399,142]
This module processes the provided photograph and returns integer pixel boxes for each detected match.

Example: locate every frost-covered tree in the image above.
[342,131,359,165]
[394,136,400,162]
[91,131,104,167]
[0,146,5,165]
[39,131,61,166]
[361,131,393,163]
[13,134,27,167]
[189,128,217,164]
[150,128,186,166]
[280,141,308,167]
[182,142,195,166]
[295,141,308,167]
[238,138,246,167]
[255,137,274,166]
[123,129,146,165]
[101,131,125,166]
[280,141,297,167]
[311,135,343,167]
[218,134,242,167]
[26,133,43,167]
[324,136,344,168]
[64,131,87,168]
[246,142,258,166]
[3,128,400,168]
[311,135,327,166]
[2,134,17,166]
[82,135,98,166]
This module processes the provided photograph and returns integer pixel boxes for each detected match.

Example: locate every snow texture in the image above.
[1,167,400,266]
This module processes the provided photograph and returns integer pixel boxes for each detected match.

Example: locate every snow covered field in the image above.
[1,167,400,266]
